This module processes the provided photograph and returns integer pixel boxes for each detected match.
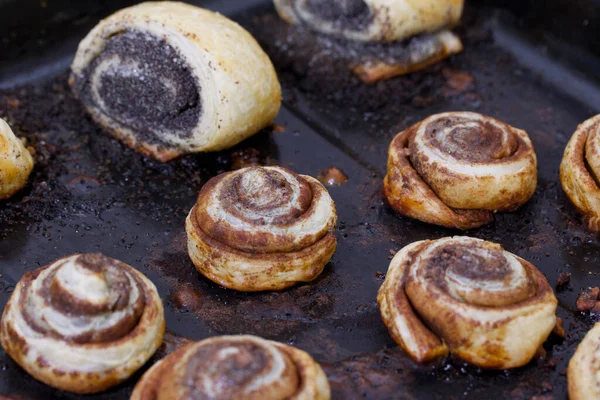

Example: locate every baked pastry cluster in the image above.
[0,253,165,394]
[0,118,34,200]
[4,0,600,396]
[186,166,337,291]
[384,112,537,229]
[131,335,330,399]
[70,1,281,161]
[378,236,558,368]
[274,0,464,82]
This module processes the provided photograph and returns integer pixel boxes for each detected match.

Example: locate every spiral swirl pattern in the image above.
[560,114,600,231]
[568,323,600,399]
[384,112,537,229]
[70,2,281,162]
[186,166,337,291]
[0,254,165,394]
[274,0,464,43]
[0,118,34,200]
[377,237,557,368]
[131,335,331,400]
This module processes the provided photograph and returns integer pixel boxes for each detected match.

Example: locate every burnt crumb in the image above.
[154,330,193,360]
[230,147,261,170]
[317,167,348,186]
[168,283,203,312]
[271,123,286,133]
[552,317,566,339]
[441,68,476,97]
[576,287,600,312]
[540,381,553,393]
[411,95,436,108]
[555,272,571,291]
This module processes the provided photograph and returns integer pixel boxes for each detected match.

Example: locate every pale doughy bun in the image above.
[70,1,281,162]
[0,118,33,200]
[274,0,464,42]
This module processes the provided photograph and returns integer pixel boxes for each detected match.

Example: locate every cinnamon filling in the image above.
[423,117,519,163]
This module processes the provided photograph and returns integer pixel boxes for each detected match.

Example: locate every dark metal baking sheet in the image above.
[1,0,600,399]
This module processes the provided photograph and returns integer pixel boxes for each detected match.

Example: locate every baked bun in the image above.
[560,114,600,231]
[0,118,34,200]
[70,1,281,162]
[274,0,464,42]
[131,335,330,400]
[384,112,537,229]
[186,166,337,291]
[0,253,165,394]
[377,236,558,368]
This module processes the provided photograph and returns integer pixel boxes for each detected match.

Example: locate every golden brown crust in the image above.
[377,236,557,369]
[560,114,600,231]
[351,30,464,84]
[186,166,337,292]
[568,323,600,399]
[0,254,165,394]
[0,118,34,200]
[383,112,537,229]
[130,335,331,400]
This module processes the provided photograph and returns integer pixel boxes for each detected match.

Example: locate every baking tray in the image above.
[1,0,600,398]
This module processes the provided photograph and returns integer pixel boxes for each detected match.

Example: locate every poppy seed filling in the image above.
[78,30,201,144]
[305,0,372,30]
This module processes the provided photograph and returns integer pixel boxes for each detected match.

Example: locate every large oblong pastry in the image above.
[0,118,34,200]
[0,253,165,394]
[568,323,600,399]
[186,166,337,292]
[384,112,537,229]
[70,1,281,162]
[274,0,464,43]
[274,0,464,83]
[131,335,330,400]
[560,114,600,231]
[377,236,558,368]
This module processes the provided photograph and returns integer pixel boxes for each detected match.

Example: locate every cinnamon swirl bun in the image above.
[0,253,165,394]
[377,236,558,368]
[70,2,281,162]
[131,335,330,400]
[274,0,464,82]
[384,112,537,229]
[560,114,600,231]
[186,166,337,292]
[0,118,34,200]
[568,323,600,399]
